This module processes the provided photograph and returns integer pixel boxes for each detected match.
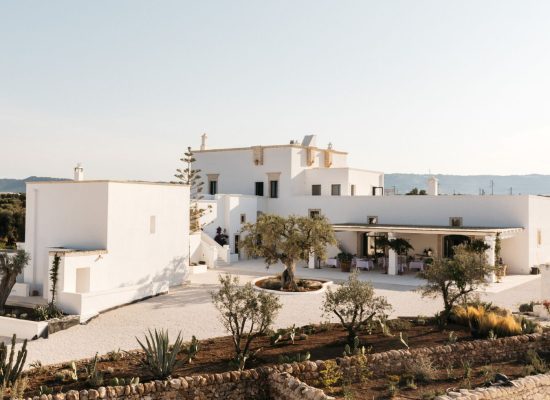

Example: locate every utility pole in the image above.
[491,180,494,196]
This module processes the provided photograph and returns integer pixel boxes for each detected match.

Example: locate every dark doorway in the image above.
[234,235,240,255]
[443,235,470,258]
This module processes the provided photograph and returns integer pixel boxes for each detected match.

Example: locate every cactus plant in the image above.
[185,335,200,363]
[343,336,366,356]
[0,334,28,388]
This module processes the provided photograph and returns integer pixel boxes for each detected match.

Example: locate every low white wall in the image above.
[59,280,170,322]
[0,316,48,340]
[9,283,30,297]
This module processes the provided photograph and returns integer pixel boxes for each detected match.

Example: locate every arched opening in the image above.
[443,235,470,258]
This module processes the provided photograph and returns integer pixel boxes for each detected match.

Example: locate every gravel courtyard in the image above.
[12,261,543,367]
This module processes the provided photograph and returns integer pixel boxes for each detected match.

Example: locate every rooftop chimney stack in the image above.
[74,163,84,181]
[427,176,439,196]
[200,133,208,150]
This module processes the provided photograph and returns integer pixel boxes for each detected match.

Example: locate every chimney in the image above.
[74,163,84,181]
[427,176,438,196]
[200,133,208,150]
[301,135,317,147]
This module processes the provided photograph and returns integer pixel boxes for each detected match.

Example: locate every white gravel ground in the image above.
[5,262,542,368]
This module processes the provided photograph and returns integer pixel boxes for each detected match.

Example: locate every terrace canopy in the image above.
[331,223,524,275]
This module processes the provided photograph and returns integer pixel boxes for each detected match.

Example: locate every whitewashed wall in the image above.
[267,195,532,273]
[24,181,190,319]
[24,182,110,295]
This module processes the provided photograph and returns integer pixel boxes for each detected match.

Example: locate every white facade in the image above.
[193,136,550,274]
[23,180,190,321]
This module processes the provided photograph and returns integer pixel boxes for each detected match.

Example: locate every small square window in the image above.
[312,185,321,196]
[309,209,321,219]
[240,214,246,224]
[450,217,463,227]
[331,184,341,196]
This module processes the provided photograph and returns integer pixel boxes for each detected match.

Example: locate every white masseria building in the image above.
[194,134,550,276]
[15,167,191,321]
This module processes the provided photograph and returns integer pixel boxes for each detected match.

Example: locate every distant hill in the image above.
[385,174,550,196]
[2,174,550,196]
[0,177,67,193]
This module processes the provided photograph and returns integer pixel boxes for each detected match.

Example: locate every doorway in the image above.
[443,235,470,258]
[234,235,240,255]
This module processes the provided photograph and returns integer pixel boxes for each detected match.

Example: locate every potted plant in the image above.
[337,252,353,272]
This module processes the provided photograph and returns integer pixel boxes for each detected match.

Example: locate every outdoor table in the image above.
[356,259,374,270]
[326,258,338,268]
[409,261,425,271]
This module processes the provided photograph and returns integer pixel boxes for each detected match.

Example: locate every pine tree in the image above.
[175,146,206,233]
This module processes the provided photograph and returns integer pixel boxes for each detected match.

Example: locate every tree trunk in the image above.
[442,290,452,323]
[0,272,17,313]
[282,261,299,291]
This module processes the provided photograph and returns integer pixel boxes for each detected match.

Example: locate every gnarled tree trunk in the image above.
[0,271,17,313]
[281,261,299,291]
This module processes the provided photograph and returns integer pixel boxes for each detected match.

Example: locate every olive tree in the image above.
[240,214,336,291]
[0,250,30,313]
[418,244,493,322]
[211,274,281,370]
[323,272,392,344]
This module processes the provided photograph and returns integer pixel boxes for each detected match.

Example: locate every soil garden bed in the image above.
[254,276,330,292]
[1,305,62,322]
[21,319,474,396]
[326,359,547,399]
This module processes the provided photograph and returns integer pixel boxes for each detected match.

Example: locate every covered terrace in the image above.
[331,223,524,277]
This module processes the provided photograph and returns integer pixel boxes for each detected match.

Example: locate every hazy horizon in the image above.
[2,1,550,181]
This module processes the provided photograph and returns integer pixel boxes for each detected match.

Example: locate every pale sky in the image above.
[1,1,550,181]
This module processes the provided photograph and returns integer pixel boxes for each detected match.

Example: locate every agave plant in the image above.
[135,329,183,379]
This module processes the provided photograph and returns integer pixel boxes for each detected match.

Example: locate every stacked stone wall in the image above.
[436,373,550,399]
[23,332,550,400]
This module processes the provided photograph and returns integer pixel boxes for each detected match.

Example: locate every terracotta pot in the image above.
[340,260,351,272]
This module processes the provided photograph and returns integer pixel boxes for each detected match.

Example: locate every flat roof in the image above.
[194,144,348,155]
[26,180,188,187]
[48,248,108,257]
[333,223,524,236]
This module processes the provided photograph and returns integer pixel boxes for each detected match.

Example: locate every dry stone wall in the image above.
[286,331,550,383]
[23,332,550,400]
[435,372,550,399]
[269,373,333,400]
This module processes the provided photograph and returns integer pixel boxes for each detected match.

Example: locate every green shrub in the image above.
[447,331,458,344]
[323,272,391,344]
[519,302,535,313]
[517,316,542,334]
[386,375,400,397]
[212,274,281,370]
[33,303,63,321]
[320,360,342,390]
[525,350,547,374]
[386,318,413,331]
[405,355,436,383]
[84,353,103,386]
